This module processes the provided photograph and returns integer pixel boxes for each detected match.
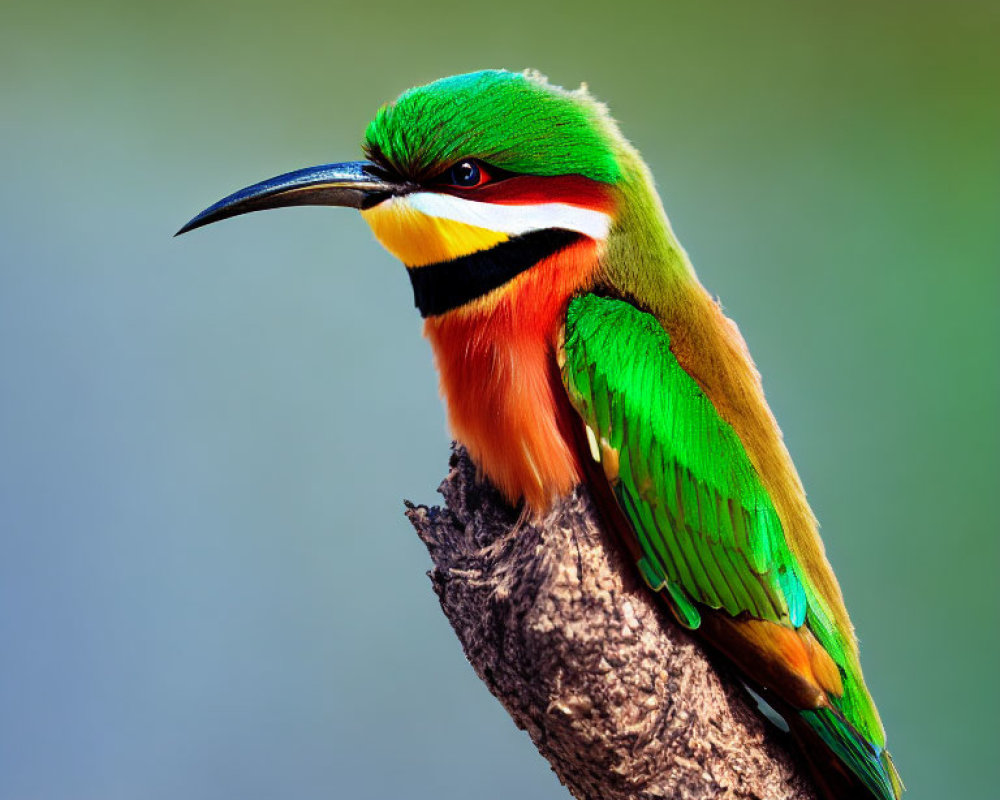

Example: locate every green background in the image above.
[2,1,997,798]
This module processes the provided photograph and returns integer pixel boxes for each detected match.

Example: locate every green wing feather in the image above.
[562,293,806,628]
[560,293,900,799]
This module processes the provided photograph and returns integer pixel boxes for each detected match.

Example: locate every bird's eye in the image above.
[443,160,491,188]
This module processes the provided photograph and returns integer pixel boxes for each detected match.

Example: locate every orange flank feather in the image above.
[424,240,601,510]
[700,613,844,707]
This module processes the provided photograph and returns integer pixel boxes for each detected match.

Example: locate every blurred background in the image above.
[1,1,997,798]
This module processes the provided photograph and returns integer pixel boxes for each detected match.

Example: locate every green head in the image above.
[363,70,623,183]
[178,69,681,318]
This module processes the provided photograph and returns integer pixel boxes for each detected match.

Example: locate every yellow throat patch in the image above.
[361,197,507,268]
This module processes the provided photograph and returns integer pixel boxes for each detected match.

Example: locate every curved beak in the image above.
[176,160,403,236]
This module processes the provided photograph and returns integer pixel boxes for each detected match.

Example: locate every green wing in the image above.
[560,293,807,628]
[560,294,901,799]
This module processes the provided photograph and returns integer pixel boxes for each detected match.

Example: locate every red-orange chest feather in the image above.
[423,240,600,512]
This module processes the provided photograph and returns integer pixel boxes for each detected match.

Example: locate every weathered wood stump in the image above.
[406,446,816,800]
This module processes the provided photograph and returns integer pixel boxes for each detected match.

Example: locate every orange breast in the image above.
[423,239,600,512]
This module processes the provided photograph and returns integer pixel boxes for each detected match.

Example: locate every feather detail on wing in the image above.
[559,293,807,629]
[558,293,901,799]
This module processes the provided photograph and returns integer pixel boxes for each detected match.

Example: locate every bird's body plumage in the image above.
[181,68,902,800]
[422,239,597,510]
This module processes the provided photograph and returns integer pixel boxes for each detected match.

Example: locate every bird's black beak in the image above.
[175,161,403,236]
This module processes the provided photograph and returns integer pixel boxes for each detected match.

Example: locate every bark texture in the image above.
[405,446,818,800]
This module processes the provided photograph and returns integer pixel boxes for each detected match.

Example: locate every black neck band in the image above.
[407,228,584,318]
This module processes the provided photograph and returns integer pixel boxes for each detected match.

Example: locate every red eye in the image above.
[443,160,491,188]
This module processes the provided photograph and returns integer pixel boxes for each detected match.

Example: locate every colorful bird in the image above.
[178,69,903,800]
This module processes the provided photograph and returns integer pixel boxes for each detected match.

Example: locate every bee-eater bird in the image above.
[178,69,902,800]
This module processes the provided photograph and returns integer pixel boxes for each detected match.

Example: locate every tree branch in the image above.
[405,446,818,800]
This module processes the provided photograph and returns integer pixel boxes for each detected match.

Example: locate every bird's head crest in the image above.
[363,70,623,185]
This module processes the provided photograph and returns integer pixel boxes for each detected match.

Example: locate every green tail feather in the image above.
[799,707,903,800]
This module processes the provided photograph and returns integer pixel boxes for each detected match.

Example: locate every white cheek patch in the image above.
[403,192,612,241]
